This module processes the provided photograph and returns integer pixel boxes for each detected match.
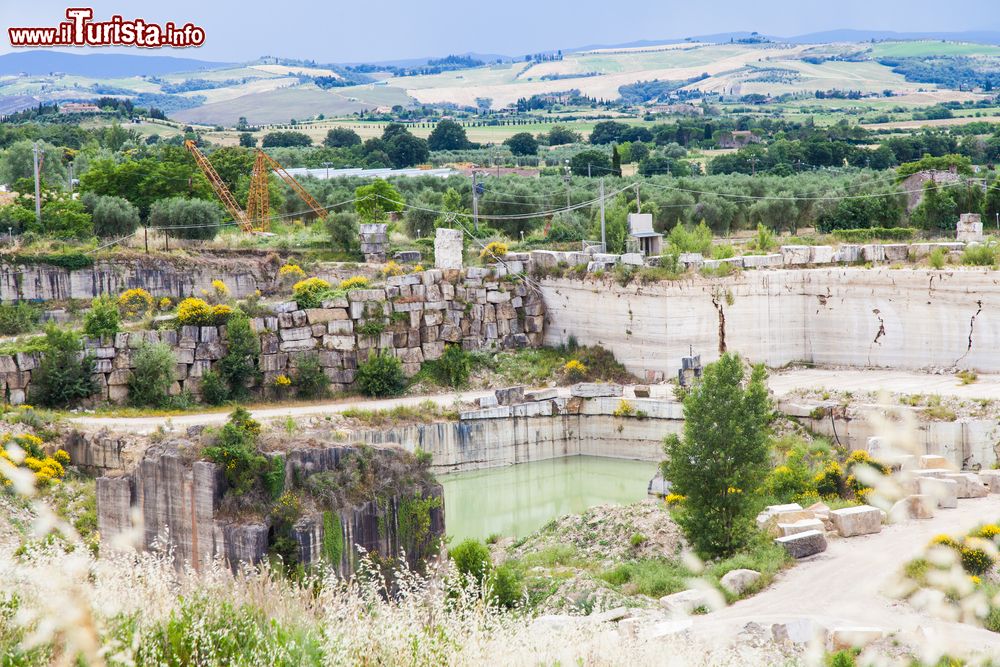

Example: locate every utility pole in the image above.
[471,170,479,232]
[587,162,591,178]
[68,162,74,193]
[634,182,641,214]
[32,142,41,225]
[563,160,571,210]
[600,178,606,252]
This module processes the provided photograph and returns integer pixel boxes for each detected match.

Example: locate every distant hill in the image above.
[0,51,230,77]
[784,30,1000,45]
[0,95,40,115]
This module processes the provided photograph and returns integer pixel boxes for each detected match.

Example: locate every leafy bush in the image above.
[356,352,406,397]
[177,297,231,326]
[960,544,994,575]
[928,246,947,269]
[30,326,97,408]
[87,194,140,238]
[450,538,491,582]
[487,563,524,609]
[428,345,471,388]
[200,370,229,406]
[0,302,40,336]
[480,241,508,260]
[217,309,259,400]
[202,407,265,496]
[293,354,330,399]
[31,199,92,240]
[667,221,713,255]
[293,277,333,309]
[338,276,369,291]
[814,460,845,497]
[117,288,154,319]
[325,210,360,255]
[148,197,222,240]
[83,295,120,338]
[127,342,176,407]
[962,242,997,267]
[0,204,34,234]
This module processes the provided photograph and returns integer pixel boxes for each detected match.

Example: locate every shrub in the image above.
[117,288,154,319]
[127,342,176,407]
[667,221,713,255]
[277,263,306,280]
[217,309,259,400]
[177,297,214,326]
[381,261,404,277]
[962,242,997,267]
[487,563,523,609]
[83,295,120,338]
[326,210,361,255]
[480,241,508,260]
[563,359,588,382]
[450,538,491,582]
[762,463,814,503]
[32,199,92,240]
[960,544,994,575]
[928,247,946,269]
[210,279,230,300]
[30,326,97,408]
[293,277,333,309]
[814,460,845,497]
[972,524,1000,541]
[293,354,330,399]
[356,352,406,397]
[200,370,229,406]
[202,407,265,496]
[831,227,917,243]
[0,302,40,336]
[338,275,369,291]
[431,345,471,388]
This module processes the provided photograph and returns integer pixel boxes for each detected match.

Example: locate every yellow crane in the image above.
[184,140,327,233]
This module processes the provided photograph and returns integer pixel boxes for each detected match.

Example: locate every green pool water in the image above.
[439,456,657,544]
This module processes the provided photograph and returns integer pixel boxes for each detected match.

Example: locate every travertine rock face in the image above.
[98,441,444,575]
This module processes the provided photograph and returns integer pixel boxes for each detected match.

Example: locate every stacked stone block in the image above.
[0,268,545,405]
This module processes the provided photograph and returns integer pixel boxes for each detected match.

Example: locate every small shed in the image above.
[627,213,662,256]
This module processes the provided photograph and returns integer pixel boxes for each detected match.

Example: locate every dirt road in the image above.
[690,495,1000,658]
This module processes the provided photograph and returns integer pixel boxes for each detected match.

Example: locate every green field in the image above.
[869,40,1000,58]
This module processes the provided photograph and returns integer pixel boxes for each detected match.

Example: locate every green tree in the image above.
[261,131,312,147]
[0,204,34,235]
[147,197,222,240]
[30,326,97,408]
[85,194,140,238]
[30,198,92,239]
[427,119,470,151]
[217,309,260,401]
[324,127,362,148]
[386,132,430,168]
[127,342,176,407]
[238,132,255,148]
[355,179,404,223]
[663,353,772,558]
[326,210,360,255]
[503,132,538,156]
[569,150,610,177]
[0,140,66,186]
[207,146,255,193]
[546,125,582,145]
[912,181,958,231]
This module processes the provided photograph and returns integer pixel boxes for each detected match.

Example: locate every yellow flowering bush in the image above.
[972,524,1000,541]
[381,261,404,277]
[339,276,369,291]
[279,263,306,279]
[612,399,636,418]
[177,297,213,326]
[274,375,292,387]
[158,297,173,311]
[665,493,686,507]
[117,288,154,318]
[480,241,508,260]
[412,265,424,273]
[1,435,69,487]
[563,359,588,381]
[293,277,333,309]
[211,279,230,299]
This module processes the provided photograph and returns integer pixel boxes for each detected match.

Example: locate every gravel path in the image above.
[689,495,1000,658]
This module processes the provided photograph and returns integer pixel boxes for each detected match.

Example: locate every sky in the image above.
[1,0,999,63]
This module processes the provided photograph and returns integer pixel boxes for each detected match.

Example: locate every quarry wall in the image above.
[539,268,1000,378]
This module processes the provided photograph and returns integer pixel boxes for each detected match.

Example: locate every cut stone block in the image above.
[944,473,988,499]
[830,505,882,537]
[775,530,827,558]
[777,518,825,537]
[920,454,951,470]
[979,470,1000,493]
[771,619,828,645]
[889,495,936,522]
[525,388,558,401]
[570,383,623,398]
[917,477,958,509]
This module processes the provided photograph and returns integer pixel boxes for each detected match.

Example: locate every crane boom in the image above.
[184,140,251,232]
[246,151,270,232]
[257,150,327,220]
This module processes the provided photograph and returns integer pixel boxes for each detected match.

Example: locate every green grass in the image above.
[869,40,1000,58]
[340,400,459,427]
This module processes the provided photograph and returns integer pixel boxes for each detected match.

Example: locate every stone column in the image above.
[434,228,464,269]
